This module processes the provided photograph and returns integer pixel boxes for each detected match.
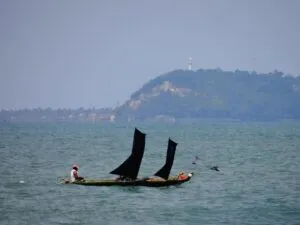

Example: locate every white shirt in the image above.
[70,169,78,182]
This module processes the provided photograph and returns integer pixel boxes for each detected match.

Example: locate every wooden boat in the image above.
[61,128,193,187]
[62,175,192,187]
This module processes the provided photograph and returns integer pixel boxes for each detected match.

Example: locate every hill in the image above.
[114,69,300,121]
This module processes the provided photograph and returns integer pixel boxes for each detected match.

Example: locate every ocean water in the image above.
[0,121,299,225]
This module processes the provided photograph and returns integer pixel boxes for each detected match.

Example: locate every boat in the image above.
[61,128,193,187]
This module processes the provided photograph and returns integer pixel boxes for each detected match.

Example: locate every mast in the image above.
[154,138,177,180]
[110,128,146,180]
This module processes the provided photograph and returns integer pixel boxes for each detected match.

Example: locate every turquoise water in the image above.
[0,121,299,225]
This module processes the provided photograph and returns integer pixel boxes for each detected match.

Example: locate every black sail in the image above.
[154,138,177,180]
[110,128,146,180]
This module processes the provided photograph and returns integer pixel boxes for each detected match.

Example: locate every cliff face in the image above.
[115,69,300,121]
[126,81,194,109]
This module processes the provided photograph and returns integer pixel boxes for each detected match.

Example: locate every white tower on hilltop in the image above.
[188,57,192,71]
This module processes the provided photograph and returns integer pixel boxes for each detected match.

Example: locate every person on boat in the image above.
[178,171,189,180]
[70,164,84,182]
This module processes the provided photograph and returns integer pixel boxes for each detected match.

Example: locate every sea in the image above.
[0,120,299,225]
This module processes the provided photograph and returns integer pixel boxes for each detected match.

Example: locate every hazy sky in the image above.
[0,0,299,109]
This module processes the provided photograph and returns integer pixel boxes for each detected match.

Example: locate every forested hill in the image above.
[115,69,300,121]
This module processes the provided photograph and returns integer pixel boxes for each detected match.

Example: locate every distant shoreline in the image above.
[2,68,300,122]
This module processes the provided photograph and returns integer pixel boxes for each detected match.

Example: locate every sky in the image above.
[0,0,299,109]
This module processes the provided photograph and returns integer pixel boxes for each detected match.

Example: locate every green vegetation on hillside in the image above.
[115,69,300,121]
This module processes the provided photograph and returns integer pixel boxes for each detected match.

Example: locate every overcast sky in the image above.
[0,0,299,109]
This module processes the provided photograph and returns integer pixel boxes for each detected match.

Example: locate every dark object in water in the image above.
[192,156,199,165]
[210,166,219,171]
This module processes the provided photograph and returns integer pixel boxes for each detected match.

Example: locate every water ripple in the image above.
[0,122,299,225]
